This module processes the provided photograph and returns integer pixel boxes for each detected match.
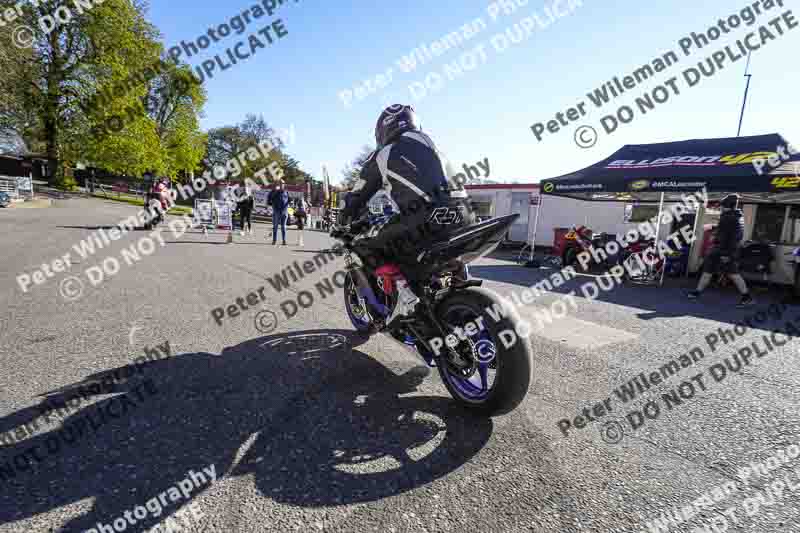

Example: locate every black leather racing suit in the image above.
[340,130,474,279]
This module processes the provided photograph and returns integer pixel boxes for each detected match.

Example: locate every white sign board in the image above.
[216,204,233,229]
[16,177,32,192]
[253,189,270,208]
[194,200,214,227]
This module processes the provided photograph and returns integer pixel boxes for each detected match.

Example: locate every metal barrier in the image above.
[0,177,18,198]
[0,175,33,199]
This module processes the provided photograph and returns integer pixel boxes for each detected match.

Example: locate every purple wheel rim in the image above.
[441,305,497,402]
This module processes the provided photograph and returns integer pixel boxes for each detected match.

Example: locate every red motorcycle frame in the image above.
[555,226,618,271]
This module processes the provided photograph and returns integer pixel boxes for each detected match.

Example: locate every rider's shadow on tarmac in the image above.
[0,330,492,532]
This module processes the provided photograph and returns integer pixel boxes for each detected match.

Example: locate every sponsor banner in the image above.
[550,183,603,191]
[650,180,707,189]
[626,179,707,191]
[606,152,772,169]
[770,176,800,189]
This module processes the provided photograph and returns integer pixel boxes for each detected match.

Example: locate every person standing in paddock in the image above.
[295,198,308,246]
[238,186,254,236]
[688,194,753,308]
[267,180,289,245]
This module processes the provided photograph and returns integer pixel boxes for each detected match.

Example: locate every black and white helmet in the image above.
[374,104,419,148]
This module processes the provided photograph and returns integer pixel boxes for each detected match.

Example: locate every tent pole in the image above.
[529,194,542,262]
[687,191,706,278]
[657,192,666,287]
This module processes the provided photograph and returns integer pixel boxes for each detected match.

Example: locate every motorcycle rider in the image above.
[688,194,753,307]
[149,176,171,225]
[143,172,159,225]
[335,104,474,324]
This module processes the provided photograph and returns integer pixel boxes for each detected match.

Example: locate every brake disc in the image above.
[444,337,478,378]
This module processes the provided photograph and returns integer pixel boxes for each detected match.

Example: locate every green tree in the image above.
[341,145,375,189]
[147,65,207,178]
[204,114,311,185]
[280,154,315,185]
[0,0,163,188]
[0,0,206,188]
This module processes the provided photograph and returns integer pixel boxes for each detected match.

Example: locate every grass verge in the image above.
[91,192,193,215]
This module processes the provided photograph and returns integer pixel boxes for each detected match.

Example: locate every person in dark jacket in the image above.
[335,104,474,325]
[688,194,753,307]
[237,187,254,236]
[268,180,289,245]
[337,105,473,257]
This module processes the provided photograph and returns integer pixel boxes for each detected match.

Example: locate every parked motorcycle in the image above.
[619,236,662,283]
[331,212,533,416]
[559,225,620,271]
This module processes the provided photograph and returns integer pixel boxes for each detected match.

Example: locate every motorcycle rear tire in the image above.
[435,287,532,416]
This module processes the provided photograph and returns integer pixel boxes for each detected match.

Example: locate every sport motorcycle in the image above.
[558,225,620,271]
[331,211,532,416]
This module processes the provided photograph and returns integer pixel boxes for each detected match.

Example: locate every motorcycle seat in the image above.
[420,214,519,264]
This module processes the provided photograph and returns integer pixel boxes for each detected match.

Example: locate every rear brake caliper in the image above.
[444,336,478,378]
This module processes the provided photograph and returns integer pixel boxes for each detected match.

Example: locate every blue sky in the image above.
[149,0,800,185]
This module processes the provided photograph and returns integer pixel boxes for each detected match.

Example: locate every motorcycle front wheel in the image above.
[435,287,532,416]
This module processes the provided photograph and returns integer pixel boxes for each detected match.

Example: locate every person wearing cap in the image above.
[688,194,753,307]
[267,180,289,245]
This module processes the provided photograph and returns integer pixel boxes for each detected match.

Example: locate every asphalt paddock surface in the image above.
[1,199,799,533]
